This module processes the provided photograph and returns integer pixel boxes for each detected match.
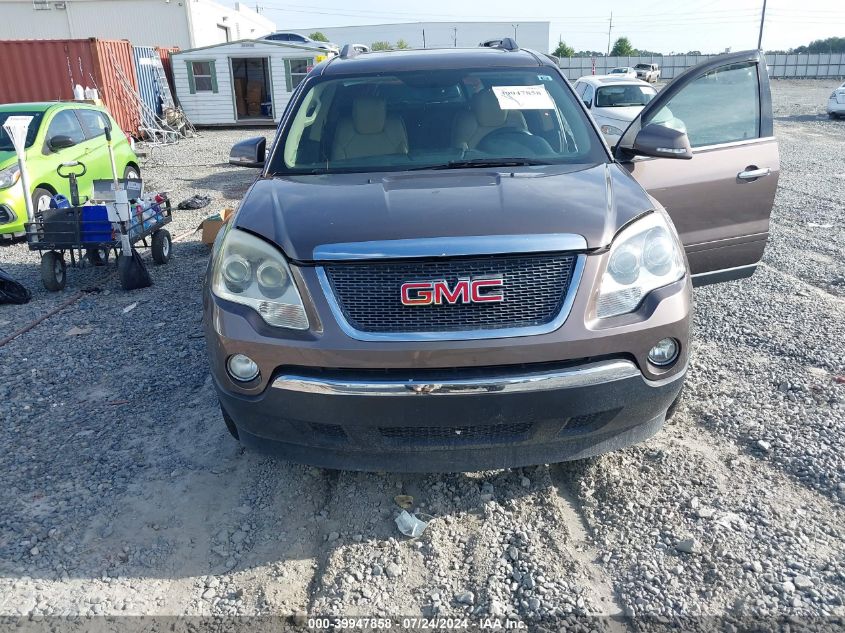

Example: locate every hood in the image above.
[0,151,16,168]
[593,106,644,124]
[235,162,654,262]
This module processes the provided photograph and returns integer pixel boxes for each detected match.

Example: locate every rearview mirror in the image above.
[48,135,75,151]
[631,123,693,160]
[229,137,266,168]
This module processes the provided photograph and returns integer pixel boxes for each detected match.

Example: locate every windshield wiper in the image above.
[410,158,551,171]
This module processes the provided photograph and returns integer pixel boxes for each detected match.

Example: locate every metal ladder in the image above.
[149,57,175,110]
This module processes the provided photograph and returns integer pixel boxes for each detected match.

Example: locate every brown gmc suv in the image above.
[205,43,778,472]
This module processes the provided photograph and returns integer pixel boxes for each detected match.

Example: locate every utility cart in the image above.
[24,161,173,291]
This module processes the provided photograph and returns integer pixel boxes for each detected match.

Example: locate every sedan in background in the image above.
[828,81,845,119]
[608,66,637,78]
[573,76,657,146]
[262,32,339,53]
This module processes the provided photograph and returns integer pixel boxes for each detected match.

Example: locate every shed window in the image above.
[286,58,311,91]
[190,61,216,92]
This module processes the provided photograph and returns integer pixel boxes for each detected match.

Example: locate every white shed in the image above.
[172,40,331,126]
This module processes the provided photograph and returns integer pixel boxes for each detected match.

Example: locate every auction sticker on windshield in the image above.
[492,85,555,109]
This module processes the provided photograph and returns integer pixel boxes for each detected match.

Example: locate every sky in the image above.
[247,0,845,54]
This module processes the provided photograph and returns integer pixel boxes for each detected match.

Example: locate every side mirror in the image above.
[583,98,592,109]
[48,135,75,151]
[229,137,266,168]
[631,123,693,160]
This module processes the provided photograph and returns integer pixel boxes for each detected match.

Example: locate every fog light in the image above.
[648,338,679,366]
[227,354,259,382]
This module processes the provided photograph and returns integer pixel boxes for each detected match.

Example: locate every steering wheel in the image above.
[477,127,554,155]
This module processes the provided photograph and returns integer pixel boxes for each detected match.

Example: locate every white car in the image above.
[573,76,658,146]
[828,81,845,119]
[608,66,637,79]
[262,32,339,53]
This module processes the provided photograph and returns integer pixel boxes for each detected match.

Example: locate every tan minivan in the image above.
[205,44,778,472]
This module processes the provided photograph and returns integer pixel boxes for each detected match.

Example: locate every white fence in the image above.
[557,54,845,80]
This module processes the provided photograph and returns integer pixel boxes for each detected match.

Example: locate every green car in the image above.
[0,102,141,239]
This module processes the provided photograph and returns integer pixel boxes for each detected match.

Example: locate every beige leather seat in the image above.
[332,96,408,160]
[452,90,528,149]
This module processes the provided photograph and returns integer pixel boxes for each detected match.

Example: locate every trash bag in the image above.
[177,194,212,210]
[117,248,152,291]
[0,265,31,304]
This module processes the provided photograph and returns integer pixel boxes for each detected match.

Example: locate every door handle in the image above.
[738,167,771,180]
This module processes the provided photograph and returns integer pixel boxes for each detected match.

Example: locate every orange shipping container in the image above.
[0,38,142,137]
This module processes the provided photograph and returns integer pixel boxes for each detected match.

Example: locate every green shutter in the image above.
[186,61,196,94]
[209,60,218,93]
[284,59,292,92]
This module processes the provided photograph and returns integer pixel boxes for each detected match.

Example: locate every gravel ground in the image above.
[0,80,842,628]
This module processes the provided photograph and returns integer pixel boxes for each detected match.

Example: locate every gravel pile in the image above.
[0,80,842,624]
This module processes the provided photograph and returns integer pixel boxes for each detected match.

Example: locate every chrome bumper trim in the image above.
[312,234,588,261]
[273,359,644,397]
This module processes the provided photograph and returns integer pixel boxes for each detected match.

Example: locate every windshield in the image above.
[270,67,607,175]
[634,64,651,70]
[0,111,44,151]
[610,68,628,74]
[595,84,656,107]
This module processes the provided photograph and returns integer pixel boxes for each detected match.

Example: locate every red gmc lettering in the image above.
[434,279,470,304]
[401,278,504,306]
[400,282,434,305]
[471,278,505,302]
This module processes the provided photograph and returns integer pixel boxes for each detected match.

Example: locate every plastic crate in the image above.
[80,205,112,244]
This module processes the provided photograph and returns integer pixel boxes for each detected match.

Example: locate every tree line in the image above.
[553,35,845,58]
[553,37,682,58]
[766,37,845,55]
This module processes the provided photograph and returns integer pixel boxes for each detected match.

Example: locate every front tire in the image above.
[220,403,240,440]
[123,165,141,180]
[86,248,110,266]
[40,251,66,291]
[151,229,171,264]
[666,385,685,420]
[32,188,53,216]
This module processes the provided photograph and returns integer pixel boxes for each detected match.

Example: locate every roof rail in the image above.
[479,37,519,51]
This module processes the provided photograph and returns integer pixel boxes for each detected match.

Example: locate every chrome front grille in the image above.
[322,253,579,335]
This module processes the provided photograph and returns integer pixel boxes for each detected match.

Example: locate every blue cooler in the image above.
[81,205,112,244]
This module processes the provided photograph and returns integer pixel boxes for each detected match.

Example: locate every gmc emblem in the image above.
[401,277,505,306]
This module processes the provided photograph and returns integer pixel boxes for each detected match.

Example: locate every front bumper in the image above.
[214,358,685,472]
[0,187,25,237]
[204,246,691,471]
[827,100,845,114]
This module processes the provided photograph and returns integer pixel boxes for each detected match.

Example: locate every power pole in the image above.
[606,12,613,57]
[757,0,767,50]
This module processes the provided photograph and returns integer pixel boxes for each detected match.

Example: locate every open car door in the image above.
[614,50,778,286]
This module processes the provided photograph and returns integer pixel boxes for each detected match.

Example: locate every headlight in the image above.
[596,212,685,318]
[0,165,21,190]
[600,124,624,136]
[211,228,309,330]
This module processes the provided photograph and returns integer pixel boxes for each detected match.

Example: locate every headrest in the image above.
[353,97,387,134]
[471,90,508,127]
